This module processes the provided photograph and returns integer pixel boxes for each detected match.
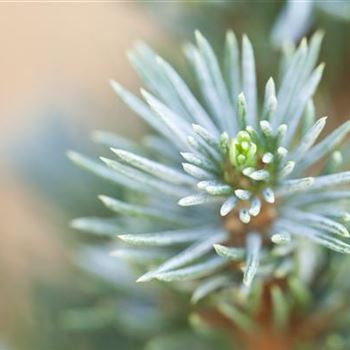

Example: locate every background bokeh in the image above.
[1,3,162,349]
[1,2,349,349]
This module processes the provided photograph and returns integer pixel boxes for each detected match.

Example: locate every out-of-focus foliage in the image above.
[11,115,123,221]
[272,0,350,46]
[144,1,350,119]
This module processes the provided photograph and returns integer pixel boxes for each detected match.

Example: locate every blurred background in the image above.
[1,2,349,349]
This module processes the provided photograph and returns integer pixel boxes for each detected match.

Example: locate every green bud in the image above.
[229,131,257,170]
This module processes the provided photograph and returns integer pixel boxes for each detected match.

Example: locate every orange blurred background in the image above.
[0,3,164,347]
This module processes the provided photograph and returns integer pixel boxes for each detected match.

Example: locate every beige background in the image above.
[0,3,163,342]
